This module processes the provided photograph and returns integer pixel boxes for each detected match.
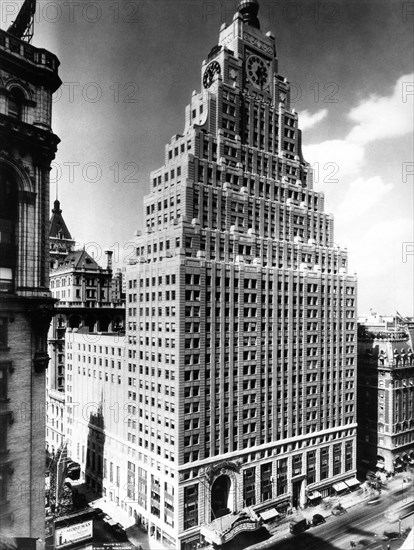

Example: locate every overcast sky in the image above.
[5,0,413,315]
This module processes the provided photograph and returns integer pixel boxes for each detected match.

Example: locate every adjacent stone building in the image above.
[49,198,75,268]
[0,0,61,539]
[46,228,124,455]
[65,328,127,500]
[357,312,414,474]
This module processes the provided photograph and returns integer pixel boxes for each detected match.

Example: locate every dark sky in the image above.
[4,0,413,314]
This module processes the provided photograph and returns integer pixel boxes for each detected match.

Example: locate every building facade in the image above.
[65,329,127,501]
[357,313,414,474]
[46,242,124,455]
[122,2,357,548]
[111,268,126,307]
[0,0,61,539]
[49,198,75,268]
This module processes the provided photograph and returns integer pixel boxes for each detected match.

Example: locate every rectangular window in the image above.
[0,318,7,349]
[184,485,198,530]
[0,414,8,453]
[0,363,10,401]
[0,464,8,504]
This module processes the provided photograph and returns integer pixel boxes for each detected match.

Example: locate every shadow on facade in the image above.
[357,327,379,479]
[84,402,106,498]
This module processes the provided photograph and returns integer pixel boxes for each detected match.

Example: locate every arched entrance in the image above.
[211,475,231,519]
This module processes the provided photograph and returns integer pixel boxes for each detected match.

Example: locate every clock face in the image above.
[203,61,221,89]
[246,54,270,89]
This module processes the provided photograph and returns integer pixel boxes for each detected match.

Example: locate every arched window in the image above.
[8,88,25,120]
[0,166,18,292]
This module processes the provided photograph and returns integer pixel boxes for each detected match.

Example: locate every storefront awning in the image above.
[308,491,322,500]
[260,508,279,521]
[332,481,348,492]
[345,478,360,488]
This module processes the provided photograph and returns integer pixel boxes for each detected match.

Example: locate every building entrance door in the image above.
[292,479,303,508]
[211,475,231,518]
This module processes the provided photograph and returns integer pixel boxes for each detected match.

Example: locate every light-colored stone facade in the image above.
[46,247,124,455]
[122,2,357,548]
[61,3,357,549]
[65,330,127,499]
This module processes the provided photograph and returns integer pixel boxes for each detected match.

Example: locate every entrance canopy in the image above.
[345,478,360,489]
[332,481,348,493]
[260,508,279,521]
[200,509,260,546]
[307,490,322,500]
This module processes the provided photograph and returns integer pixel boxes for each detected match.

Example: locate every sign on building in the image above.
[55,519,93,548]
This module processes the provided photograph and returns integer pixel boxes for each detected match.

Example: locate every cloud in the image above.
[347,217,413,277]
[303,73,414,187]
[299,108,328,131]
[303,139,365,183]
[335,176,393,223]
[347,73,414,145]
[352,217,414,315]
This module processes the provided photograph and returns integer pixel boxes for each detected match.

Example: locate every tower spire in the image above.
[237,0,260,29]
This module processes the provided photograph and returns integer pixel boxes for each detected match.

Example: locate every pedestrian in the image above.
[387,545,391,550]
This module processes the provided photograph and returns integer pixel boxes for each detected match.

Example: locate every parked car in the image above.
[312,514,326,526]
[332,504,347,516]
[289,516,308,534]
[366,497,381,505]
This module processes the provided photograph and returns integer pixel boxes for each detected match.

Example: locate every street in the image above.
[249,483,414,550]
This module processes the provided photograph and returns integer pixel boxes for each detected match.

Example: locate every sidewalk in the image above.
[71,480,151,549]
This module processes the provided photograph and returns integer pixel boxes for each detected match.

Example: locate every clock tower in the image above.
[125,1,357,549]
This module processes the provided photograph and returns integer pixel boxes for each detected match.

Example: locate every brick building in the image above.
[122,2,357,548]
[357,313,414,474]
[0,0,61,540]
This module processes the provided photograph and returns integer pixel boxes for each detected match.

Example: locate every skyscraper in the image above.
[125,1,357,547]
[0,0,61,540]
